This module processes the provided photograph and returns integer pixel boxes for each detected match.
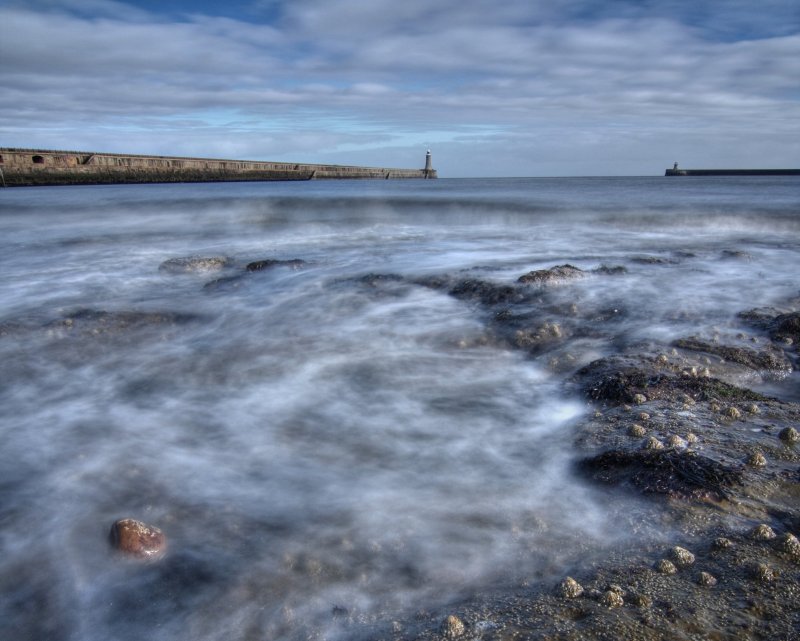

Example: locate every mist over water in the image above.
[1,177,798,640]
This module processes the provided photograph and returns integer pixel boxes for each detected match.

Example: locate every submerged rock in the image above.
[246,258,306,272]
[159,256,230,273]
[447,279,524,306]
[672,337,792,375]
[517,264,585,285]
[47,309,199,337]
[769,312,800,345]
[109,518,166,559]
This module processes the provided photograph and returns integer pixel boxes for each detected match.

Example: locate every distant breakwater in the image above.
[0,148,437,186]
[665,167,800,177]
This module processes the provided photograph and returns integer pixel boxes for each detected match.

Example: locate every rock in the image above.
[632,393,647,405]
[777,533,800,560]
[712,537,733,550]
[697,571,717,587]
[48,309,199,337]
[448,279,523,306]
[750,563,777,583]
[246,258,306,272]
[517,264,585,285]
[746,403,760,414]
[723,406,742,420]
[599,590,624,608]
[750,524,777,541]
[159,256,230,273]
[559,576,584,598]
[667,435,687,449]
[440,614,466,638]
[629,424,647,437]
[769,312,800,344]
[592,265,627,275]
[746,452,767,467]
[672,337,792,375]
[642,436,665,451]
[670,546,695,567]
[577,449,743,500]
[109,518,166,559]
[655,559,677,575]
[778,427,799,443]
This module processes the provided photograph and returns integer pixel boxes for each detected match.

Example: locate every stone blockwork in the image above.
[0,148,437,186]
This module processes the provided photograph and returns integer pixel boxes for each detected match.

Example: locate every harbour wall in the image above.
[666,168,800,176]
[0,148,436,186]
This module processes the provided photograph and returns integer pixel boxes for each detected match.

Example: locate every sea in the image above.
[0,176,798,640]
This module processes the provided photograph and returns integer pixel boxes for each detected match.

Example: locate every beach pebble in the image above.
[633,393,647,405]
[638,412,651,421]
[655,559,678,575]
[751,563,777,583]
[667,435,687,449]
[778,427,799,443]
[686,432,699,444]
[600,590,624,608]
[629,424,647,437]
[712,537,733,550]
[710,402,722,413]
[746,452,767,467]
[559,576,584,599]
[746,403,760,414]
[159,256,229,273]
[109,518,167,559]
[696,571,717,587]
[642,436,665,451]
[778,533,800,560]
[670,546,696,567]
[750,524,777,541]
[440,615,465,638]
[723,406,741,419]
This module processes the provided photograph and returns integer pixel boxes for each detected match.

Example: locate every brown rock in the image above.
[440,614,465,638]
[109,518,167,559]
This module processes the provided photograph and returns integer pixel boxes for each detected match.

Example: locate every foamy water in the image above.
[1,177,798,640]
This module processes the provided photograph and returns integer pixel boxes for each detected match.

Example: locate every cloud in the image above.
[0,0,798,174]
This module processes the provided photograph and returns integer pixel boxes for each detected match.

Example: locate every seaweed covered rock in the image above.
[577,448,743,500]
[769,312,800,345]
[246,258,306,272]
[517,264,585,285]
[573,355,769,405]
[159,256,231,274]
[447,279,525,306]
[46,309,200,337]
[672,337,791,376]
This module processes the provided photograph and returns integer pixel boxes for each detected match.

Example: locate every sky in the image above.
[1,0,798,176]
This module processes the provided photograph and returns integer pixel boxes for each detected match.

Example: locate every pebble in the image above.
[440,615,465,639]
[600,590,624,608]
[686,432,699,444]
[746,403,760,414]
[655,559,678,575]
[751,563,777,583]
[629,423,647,437]
[750,524,777,541]
[723,406,741,419]
[638,412,651,421]
[778,533,800,560]
[559,576,584,599]
[667,434,687,449]
[633,393,647,405]
[670,546,696,567]
[712,537,733,550]
[696,571,717,587]
[643,436,665,451]
[746,452,767,467]
[778,427,799,443]
[109,518,167,559]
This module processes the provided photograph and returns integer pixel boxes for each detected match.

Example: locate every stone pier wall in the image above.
[0,148,436,186]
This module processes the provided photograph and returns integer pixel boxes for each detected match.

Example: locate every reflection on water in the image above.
[0,177,798,640]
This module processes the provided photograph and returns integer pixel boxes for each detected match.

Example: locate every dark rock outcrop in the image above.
[109,518,167,559]
[517,264,585,285]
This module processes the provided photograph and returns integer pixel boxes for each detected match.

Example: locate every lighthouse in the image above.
[424,149,433,177]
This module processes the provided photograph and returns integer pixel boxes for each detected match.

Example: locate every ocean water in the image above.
[0,176,798,640]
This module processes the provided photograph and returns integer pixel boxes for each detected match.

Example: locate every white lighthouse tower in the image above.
[424,149,433,177]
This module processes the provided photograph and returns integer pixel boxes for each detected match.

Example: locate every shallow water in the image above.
[0,177,798,640]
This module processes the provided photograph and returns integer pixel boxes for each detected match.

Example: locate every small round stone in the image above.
[751,563,777,583]
[559,576,584,599]
[629,423,647,437]
[750,524,777,541]
[778,533,800,560]
[712,537,733,550]
[697,571,717,587]
[109,518,167,559]
[710,402,722,413]
[440,615,465,639]
[667,435,687,449]
[746,452,767,467]
[633,393,647,405]
[746,403,760,415]
[656,559,678,575]
[670,546,696,567]
[643,436,665,451]
[778,427,799,443]
[723,406,741,419]
[638,412,651,421]
[600,590,624,608]
[631,593,653,608]
[686,432,699,444]
[656,354,669,365]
